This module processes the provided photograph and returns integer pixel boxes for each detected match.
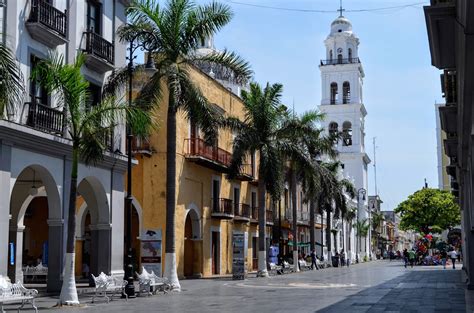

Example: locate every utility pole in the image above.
[373,137,378,196]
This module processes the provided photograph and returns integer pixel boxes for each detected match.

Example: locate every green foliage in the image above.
[354,219,369,237]
[371,212,385,232]
[0,42,24,118]
[394,188,460,234]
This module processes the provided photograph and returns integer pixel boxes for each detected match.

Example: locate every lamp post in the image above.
[123,30,157,298]
[356,188,366,263]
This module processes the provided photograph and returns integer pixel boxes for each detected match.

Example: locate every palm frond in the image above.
[0,43,24,118]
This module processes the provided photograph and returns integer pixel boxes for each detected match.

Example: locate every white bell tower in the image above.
[318,14,371,255]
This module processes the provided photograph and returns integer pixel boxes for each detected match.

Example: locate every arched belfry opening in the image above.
[330,83,338,104]
[343,82,351,104]
[342,121,353,146]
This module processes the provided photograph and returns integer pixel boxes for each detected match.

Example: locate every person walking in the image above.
[408,249,416,268]
[440,250,447,269]
[403,249,409,268]
[449,249,458,269]
[340,250,346,267]
[310,249,319,270]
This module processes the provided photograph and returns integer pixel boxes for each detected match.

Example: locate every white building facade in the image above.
[0,0,131,292]
[318,15,371,262]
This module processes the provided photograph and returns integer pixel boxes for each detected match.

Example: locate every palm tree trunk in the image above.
[326,210,331,259]
[59,146,79,305]
[164,92,180,290]
[290,166,299,272]
[333,231,337,255]
[257,166,268,277]
[309,199,315,254]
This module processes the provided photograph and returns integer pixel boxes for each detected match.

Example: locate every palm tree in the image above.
[371,212,385,256]
[119,0,252,289]
[227,82,314,277]
[319,162,355,256]
[32,54,151,305]
[354,219,369,261]
[0,41,24,118]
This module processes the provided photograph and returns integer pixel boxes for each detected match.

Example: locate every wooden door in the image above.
[212,232,219,275]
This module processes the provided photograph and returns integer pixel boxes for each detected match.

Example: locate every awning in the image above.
[288,241,310,247]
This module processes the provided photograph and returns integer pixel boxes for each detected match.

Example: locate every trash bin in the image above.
[331,256,339,267]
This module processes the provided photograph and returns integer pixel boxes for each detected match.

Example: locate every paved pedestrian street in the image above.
[6,261,472,313]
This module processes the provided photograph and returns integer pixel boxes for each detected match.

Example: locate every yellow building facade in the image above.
[131,66,273,278]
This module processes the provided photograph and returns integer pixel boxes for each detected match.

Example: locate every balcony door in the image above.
[86,0,101,34]
[190,119,198,154]
[233,187,240,215]
[30,55,49,106]
[211,231,220,275]
[212,179,220,213]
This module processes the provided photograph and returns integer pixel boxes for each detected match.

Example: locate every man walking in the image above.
[449,249,457,269]
[310,249,319,270]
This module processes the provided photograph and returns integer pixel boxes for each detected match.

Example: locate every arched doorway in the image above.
[8,165,62,292]
[75,177,111,285]
[183,207,202,278]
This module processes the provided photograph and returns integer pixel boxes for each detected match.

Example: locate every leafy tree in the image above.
[0,41,24,118]
[118,0,252,289]
[32,54,151,305]
[354,219,369,259]
[394,188,460,234]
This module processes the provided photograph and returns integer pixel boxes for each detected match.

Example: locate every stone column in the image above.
[110,169,125,279]
[0,142,12,277]
[8,226,25,283]
[47,218,64,293]
[89,224,111,277]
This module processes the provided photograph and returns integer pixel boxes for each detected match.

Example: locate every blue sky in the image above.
[198,0,442,211]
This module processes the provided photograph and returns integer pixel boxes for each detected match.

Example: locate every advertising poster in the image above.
[141,229,162,276]
[232,232,248,280]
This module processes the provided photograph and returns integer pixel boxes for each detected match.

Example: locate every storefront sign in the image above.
[141,229,162,276]
[232,232,248,280]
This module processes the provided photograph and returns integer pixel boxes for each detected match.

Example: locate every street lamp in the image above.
[356,188,366,263]
[123,30,157,298]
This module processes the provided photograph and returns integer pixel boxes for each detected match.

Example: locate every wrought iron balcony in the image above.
[266,210,274,225]
[250,206,259,223]
[26,0,68,48]
[211,198,234,219]
[25,102,64,134]
[83,31,115,73]
[320,58,360,66]
[185,137,232,172]
[235,163,254,181]
[234,203,251,222]
[132,136,152,156]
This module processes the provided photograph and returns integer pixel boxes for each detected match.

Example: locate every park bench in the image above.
[91,272,128,303]
[22,263,48,282]
[298,259,312,271]
[136,267,171,296]
[268,262,283,275]
[282,261,294,273]
[0,275,38,313]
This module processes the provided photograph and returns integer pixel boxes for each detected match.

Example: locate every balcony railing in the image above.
[185,137,232,169]
[25,102,63,134]
[29,0,67,37]
[211,198,233,218]
[250,206,259,222]
[132,136,152,155]
[266,210,274,225]
[235,163,254,181]
[234,203,251,221]
[84,31,114,65]
[320,58,360,66]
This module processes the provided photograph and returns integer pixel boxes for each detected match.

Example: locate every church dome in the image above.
[330,16,353,35]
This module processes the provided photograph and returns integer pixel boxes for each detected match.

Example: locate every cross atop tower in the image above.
[338,0,345,17]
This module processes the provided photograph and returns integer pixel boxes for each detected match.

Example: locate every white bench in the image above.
[136,267,171,296]
[0,275,38,313]
[22,264,48,281]
[267,262,282,275]
[91,272,128,303]
[298,260,312,271]
[282,261,294,273]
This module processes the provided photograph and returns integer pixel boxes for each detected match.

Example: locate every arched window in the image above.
[330,82,338,105]
[337,53,343,64]
[329,122,338,138]
[329,50,333,61]
[343,82,350,104]
[342,121,352,146]
[348,48,352,61]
